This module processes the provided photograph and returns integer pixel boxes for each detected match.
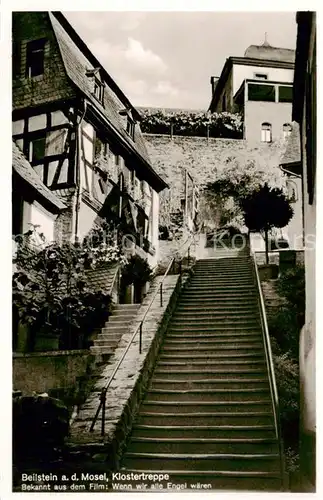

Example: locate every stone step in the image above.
[122,452,280,472]
[163,337,262,346]
[127,436,279,455]
[155,361,266,372]
[107,317,133,324]
[172,312,259,319]
[161,346,264,356]
[150,378,269,391]
[181,292,257,299]
[165,331,262,339]
[101,325,130,333]
[131,424,275,440]
[136,411,275,427]
[159,351,264,359]
[190,276,254,282]
[189,283,255,289]
[93,339,119,347]
[114,303,141,310]
[169,321,261,328]
[90,346,114,355]
[145,388,270,402]
[153,369,267,380]
[176,304,258,311]
[95,333,123,341]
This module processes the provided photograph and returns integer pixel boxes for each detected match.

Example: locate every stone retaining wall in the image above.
[13,350,95,396]
[69,272,187,468]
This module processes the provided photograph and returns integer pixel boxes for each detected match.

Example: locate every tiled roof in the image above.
[244,44,295,63]
[12,141,66,212]
[86,262,119,293]
[280,122,301,166]
[49,13,151,168]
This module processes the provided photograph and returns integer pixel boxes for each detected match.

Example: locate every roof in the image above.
[49,13,167,192]
[12,141,66,212]
[280,122,301,168]
[244,43,295,63]
[85,262,119,293]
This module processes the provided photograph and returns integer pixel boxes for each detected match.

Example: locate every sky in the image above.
[65,11,297,110]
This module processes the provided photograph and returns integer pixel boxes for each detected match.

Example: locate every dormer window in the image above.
[26,38,47,78]
[120,108,136,140]
[126,116,135,139]
[94,78,104,103]
[86,68,104,104]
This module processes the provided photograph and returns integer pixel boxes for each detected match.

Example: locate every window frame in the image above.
[261,122,272,143]
[248,82,276,102]
[254,72,268,80]
[26,38,47,78]
[283,123,292,140]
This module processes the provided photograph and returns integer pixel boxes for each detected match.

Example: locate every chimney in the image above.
[210,76,219,97]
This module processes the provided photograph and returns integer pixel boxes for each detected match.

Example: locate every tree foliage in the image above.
[12,225,126,350]
[240,184,294,232]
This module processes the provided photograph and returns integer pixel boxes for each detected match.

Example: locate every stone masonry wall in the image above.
[143,134,285,227]
[70,273,184,468]
[13,350,95,396]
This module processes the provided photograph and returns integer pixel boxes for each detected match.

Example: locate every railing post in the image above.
[139,322,142,354]
[188,246,190,265]
[100,388,107,437]
[160,282,163,307]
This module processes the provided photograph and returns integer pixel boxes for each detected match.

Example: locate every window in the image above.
[29,136,46,162]
[26,38,46,78]
[287,179,298,202]
[93,78,104,103]
[254,73,268,80]
[248,83,275,102]
[126,116,135,139]
[283,123,292,140]
[261,123,272,143]
[278,85,293,103]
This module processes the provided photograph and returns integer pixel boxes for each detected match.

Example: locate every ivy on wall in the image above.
[139,109,243,138]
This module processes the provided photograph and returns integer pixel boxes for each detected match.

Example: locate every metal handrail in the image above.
[251,251,284,481]
[89,237,194,435]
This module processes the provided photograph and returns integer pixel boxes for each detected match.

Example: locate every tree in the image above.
[203,146,286,231]
[240,184,294,264]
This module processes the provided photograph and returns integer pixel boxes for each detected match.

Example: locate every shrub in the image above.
[13,394,69,462]
[121,255,153,286]
[273,351,300,450]
[12,226,124,350]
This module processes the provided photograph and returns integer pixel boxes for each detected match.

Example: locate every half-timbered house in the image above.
[12,11,167,268]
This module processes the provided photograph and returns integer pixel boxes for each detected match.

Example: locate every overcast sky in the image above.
[64,11,297,110]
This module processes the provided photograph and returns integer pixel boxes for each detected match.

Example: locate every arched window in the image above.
[283,123,292,140]
[287,179,298,202]
[261,122,272,143]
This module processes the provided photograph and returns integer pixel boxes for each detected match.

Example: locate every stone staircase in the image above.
[90,304,141,356]
[120,256,283,491]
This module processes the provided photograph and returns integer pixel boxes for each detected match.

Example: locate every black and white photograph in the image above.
[7,4,317,495]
